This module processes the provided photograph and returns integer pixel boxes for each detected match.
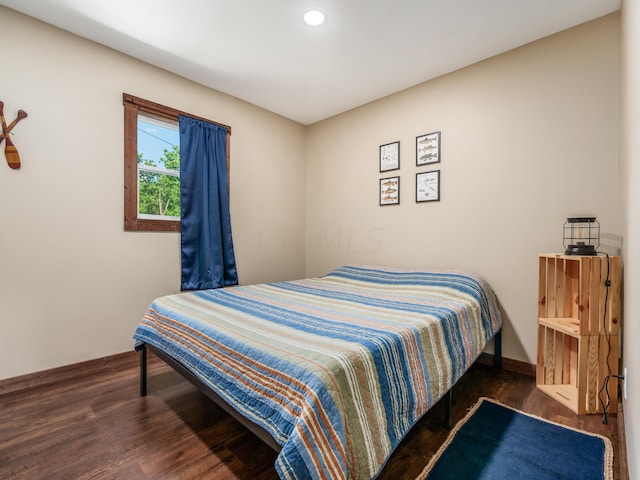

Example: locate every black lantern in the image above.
[563,217,599,255]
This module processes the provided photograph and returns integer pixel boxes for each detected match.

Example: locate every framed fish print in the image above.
[416,170,440,202]
[380,141,400,172]
[416,131,440,166]
[380,176,400,206]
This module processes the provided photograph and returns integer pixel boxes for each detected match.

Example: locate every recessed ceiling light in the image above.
[303,10,325,27]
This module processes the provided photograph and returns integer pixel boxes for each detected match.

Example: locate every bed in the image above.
[133,265,502,480]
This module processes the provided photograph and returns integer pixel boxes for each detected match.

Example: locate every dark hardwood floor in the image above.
[0,351,625,479]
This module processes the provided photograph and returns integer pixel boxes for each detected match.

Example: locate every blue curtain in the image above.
[179,115,238,290]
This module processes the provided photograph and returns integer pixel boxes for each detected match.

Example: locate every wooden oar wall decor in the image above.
[0,101,28,170]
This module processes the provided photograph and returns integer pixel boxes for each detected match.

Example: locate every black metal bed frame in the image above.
[136,328,502,448]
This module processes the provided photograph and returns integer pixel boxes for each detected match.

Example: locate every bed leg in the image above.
[443,389,452,429]
[494,329,502,369]
[135,343,147,397]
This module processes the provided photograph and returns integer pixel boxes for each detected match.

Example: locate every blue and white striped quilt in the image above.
[133,265,502,480]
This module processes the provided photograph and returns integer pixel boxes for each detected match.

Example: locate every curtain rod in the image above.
[123,93,232,134]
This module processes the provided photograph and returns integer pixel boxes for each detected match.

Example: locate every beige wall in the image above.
[621,1,639,478]
[306,14,621,364]
[0,7,306,380]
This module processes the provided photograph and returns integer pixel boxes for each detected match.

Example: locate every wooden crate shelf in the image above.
[536,254,620,414]
[538,317,581,337]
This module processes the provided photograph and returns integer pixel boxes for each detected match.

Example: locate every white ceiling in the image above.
[1,0,620,125]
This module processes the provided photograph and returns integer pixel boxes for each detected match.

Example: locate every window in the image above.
[137,115,180,221]
[123,93,231,232]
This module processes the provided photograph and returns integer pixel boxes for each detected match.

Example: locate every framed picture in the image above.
[380,176,400,206]
[416,131,440,166]
[380,141,400,172]
[416,170,440,202]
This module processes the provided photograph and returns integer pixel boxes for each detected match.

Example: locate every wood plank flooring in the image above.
[0,351,625,479]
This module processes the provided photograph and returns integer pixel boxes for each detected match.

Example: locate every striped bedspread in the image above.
[133,265,502,480]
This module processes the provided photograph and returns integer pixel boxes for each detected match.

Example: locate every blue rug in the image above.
[418,397,612,480]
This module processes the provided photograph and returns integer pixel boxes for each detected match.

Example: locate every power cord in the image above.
[596,252,621,424]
